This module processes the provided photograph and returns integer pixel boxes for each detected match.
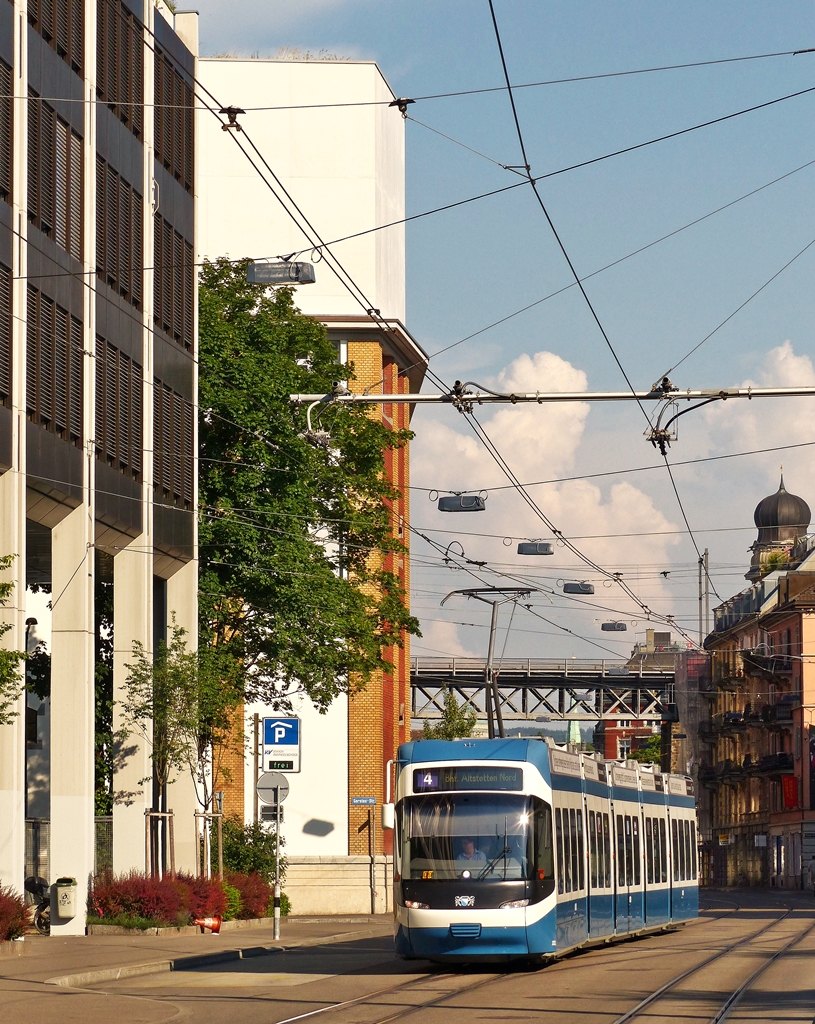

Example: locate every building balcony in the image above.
[754,752,794,776]
[762,702,795,726]
[699,763,718,788]
[743,654,794,676]
[717,758,744,786]
[698,719,718,742]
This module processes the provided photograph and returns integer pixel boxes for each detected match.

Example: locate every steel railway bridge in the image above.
[410,657,678,723]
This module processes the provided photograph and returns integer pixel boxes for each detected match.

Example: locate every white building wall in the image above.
[197,58,405,322]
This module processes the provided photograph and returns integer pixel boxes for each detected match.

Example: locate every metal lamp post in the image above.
[440,587,537,738]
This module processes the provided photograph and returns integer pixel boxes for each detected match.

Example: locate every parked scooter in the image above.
[24,876,50,935]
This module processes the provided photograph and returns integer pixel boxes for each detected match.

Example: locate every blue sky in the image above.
[193,1,815,660]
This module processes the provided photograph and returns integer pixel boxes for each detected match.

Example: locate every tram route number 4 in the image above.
[263,717,301,773]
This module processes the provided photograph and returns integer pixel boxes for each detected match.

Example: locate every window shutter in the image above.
[54,305,68,432]
[68,314,82,441]
[38,295,54,424]
[95,154,105,274]
[183,240,193,349]
[132,18,143,138]
[183,82,193,192]
[162,218,172,332]
[162,60,173,165]
[0,264,10,403]
[118,176,130,298]
[28,93,40,225]
[69,129,82,260]
[0,60,12,202]
[69,0,82,75]
[56,0,68,57]
[96,0,105,94]
[54,119,68,250]
[105,165,117,282]
[131,189,142,305]
[94,336,104,453]
[171,230,182,340]
[182,400,193,505]
[26,286,37,417]
[41,0,53,41]
[131,358,142,477]
[40,103,55,235]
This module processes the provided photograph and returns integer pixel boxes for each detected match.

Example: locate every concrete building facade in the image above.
[196,56,426,913]
[0,0,199,931]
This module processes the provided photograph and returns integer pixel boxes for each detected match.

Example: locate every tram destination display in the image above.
[413,766,522,792]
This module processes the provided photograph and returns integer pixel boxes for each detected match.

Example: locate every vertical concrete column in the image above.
[111,540,152,873]
[166,560,198,872]
[49,505,94,936]
[0,0,30,894]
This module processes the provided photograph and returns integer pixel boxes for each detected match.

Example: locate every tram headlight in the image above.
[405,900,430,909]
[499,898,530,909]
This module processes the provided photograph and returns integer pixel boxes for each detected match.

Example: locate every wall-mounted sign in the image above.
[263,717,300,773]
[352,796,376,806]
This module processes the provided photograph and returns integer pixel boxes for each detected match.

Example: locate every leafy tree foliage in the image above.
[198,258,420,711]
[629,734,662,764]
[218,817,285,882]
[0,555,25,726]
[422,688,477,740]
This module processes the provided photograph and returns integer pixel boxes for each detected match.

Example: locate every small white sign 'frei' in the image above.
[263,716,301,773]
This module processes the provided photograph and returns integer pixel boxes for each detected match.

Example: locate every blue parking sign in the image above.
[262,717,300,772]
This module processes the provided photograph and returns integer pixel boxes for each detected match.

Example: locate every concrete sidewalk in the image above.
[0,915,393,988]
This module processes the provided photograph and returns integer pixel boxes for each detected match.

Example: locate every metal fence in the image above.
[24,816,114,888]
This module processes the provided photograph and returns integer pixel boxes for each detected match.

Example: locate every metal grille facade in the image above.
[27,0,84,77]
[95,338,143,480]
[95,155,143,306]
[26,284,83,444]
[153,379,193,508]
[0,263,10,407]
[96,0,143,138]
[24,819,49,888]
[153,213,193,350]
[28,92,83,260]
[0,58,11,203]
[154,45,193,192]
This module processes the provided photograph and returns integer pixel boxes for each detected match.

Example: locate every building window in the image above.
[154,47,193,192]
[153,379,193,508]
[0,263,10,407]
[28,0,84,77]
[96,0,143,138]
[28,92,83,260]
[153,214,193,350]
[95,156,143,307]
[618,738,632,759]
[26,284,83,445]
[618,720,631,728]
[95,338,142,480]
[0,59,11,204]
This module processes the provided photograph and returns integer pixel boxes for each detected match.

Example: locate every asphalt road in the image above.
[5,891,815,1024]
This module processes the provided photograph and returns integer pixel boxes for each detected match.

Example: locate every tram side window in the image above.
[556,808,565,894]
[603,813,611,887]
[684,820,692,882]
[659,818,667,883]
[616,814,625,886]
[596,812,605,888]
[589,811,598,888]
[690,821,697,880]
[645,818,654,884]
[576,810,585,890]
[679,819,687,881]
[624,815,633,885]
[632,817,641,886]
[672,819,680,881]
[535,800,554,880]
[569,809,579,891]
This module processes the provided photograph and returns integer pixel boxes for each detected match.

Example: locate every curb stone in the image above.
[45,923,393,988]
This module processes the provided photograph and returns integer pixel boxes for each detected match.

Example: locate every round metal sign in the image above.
[256,771,290,805]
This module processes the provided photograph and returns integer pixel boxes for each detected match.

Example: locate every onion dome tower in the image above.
[746,473,811,580]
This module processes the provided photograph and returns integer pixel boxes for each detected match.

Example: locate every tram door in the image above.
[611,775,644,933]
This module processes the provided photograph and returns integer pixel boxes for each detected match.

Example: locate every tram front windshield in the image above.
[400,794,552,881]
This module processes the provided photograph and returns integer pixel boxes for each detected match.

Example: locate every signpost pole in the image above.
[253,714,260,824]
[274,786,281,940]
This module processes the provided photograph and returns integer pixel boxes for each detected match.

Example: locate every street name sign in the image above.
[352,796,376,806]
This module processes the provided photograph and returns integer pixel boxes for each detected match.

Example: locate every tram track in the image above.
[609,902,815,1024]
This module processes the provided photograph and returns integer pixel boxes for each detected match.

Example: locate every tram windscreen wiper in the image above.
[475,844,511,880]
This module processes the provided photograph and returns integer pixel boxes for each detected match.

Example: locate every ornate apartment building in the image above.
[702,476,815,887]
[0,0,199,933]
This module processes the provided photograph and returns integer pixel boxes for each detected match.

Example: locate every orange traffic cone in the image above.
[193,916,222,934]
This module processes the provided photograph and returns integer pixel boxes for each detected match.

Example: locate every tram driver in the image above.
[457,838,487,863]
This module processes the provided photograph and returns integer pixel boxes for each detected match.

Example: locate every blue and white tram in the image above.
[391,737,698,962]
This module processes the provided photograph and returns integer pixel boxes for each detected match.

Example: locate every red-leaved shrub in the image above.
[228,872,272,919]
[175,874,226,918]
[91,872,182,923]
[0,887,30,941]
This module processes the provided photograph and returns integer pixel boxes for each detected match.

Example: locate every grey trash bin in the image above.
[55,877,78,918]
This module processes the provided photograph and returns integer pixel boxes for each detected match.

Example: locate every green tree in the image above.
[422,688,477,740]
[120,620,242,813]
[629,734,662,764]
[0,555,26,726]
[198,258,420,711]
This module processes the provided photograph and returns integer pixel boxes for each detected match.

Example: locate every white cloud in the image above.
[413,619,477,659]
